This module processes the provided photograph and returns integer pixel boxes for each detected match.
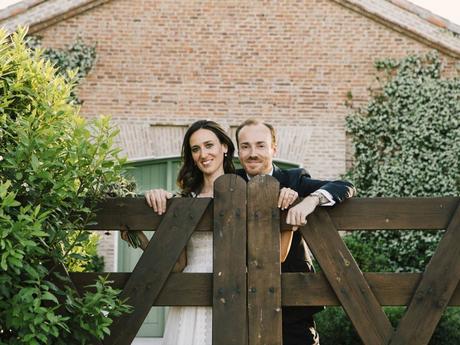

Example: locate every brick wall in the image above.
[13,0,458,268]
[30,0,458,176]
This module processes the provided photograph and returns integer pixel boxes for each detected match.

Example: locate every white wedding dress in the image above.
[161,231,212,345]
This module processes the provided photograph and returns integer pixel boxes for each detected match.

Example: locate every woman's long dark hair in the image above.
[177,120,235,196]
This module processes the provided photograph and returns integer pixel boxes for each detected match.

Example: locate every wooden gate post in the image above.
[213,175,248,345]
[247,176,282,345]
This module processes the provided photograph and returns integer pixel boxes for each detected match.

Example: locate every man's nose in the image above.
[248,146,256,156]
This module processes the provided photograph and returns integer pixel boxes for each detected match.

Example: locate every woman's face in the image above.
[189,128,228,177]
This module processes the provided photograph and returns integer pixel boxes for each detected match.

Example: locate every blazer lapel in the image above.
[272,164,288,188]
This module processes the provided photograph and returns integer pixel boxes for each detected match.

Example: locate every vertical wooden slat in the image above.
[213,174,248,345]
[247,175,282,345]
[390,202,460,345]
[104,198,211,345]
[300,208,393,345]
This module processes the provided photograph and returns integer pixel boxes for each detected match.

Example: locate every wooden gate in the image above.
[68,174,460,345]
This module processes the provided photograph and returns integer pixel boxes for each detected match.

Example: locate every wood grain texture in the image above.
[300,208,393,345]
[88,197,213,231]
[88,196,459,231]
[213,175,248,345]
[390,202,460,345]
[70,272,460,306]
[247,176,282,345]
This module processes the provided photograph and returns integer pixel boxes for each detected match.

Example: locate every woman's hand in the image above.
[145,189,174,215]
[278,187,299,210]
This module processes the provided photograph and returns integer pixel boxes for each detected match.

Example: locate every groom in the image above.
[235,119,355,345]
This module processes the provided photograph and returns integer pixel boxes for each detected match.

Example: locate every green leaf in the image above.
[41,291,58,304]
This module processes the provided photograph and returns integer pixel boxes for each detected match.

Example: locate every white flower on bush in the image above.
[21,182,30,192]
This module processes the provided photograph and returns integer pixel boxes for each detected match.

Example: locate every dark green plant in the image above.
[316,307,460,345]
[344,51,460,272]
[26,33,108,272]
[0,28,131,343]
[317,52,460,345]
[26,34,96,104]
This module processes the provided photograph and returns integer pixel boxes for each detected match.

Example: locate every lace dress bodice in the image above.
[183,232,213,273]
[161,230,213,345]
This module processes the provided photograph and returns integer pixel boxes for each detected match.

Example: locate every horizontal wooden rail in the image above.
[87,197,459,231]
[69,272,460,306]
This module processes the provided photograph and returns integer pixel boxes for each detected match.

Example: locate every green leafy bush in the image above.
[346,52,459,198]
[316,52,460,344]
[345,52,459,272]
[26,35,96,104]
[316,307,460,345]
[0,28,131,343]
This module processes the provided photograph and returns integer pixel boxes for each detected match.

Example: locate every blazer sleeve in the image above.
[291,168,356,203]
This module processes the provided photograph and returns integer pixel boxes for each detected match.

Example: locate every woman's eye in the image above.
[192,147,199,153]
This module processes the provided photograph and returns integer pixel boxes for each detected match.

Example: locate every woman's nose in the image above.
[200,148,209,158]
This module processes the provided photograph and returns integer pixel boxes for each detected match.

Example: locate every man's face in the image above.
[237,124,276,177]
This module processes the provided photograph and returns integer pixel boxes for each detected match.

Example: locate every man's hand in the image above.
[286,195,320,231]
[145,189,174,215]
[278,187,299,210]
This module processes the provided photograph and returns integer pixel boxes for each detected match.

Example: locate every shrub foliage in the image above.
[0,28,130,344]
[26,35,96,104]
[317,52,459,345]
[345,52,459,273]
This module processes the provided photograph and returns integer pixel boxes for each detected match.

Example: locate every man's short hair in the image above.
[235,119,277,147]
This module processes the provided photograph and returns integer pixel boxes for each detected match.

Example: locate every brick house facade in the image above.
[2,0,459,271]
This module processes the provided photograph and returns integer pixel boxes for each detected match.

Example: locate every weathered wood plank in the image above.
[327,197,458,230]
[70,272,460,306]
[247,176,282,345]
[104,198,211,345]
[280,197,459,231]
[390,202,460,345]
[213,175,248,345]
[70,273,213,306]
[300,208,393,345]
[282,272,424,307]
[281,273,460,306]
[88,197,213,231]
[88,196,459,231]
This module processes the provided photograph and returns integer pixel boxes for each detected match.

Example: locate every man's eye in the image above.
[206,143,213,149]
